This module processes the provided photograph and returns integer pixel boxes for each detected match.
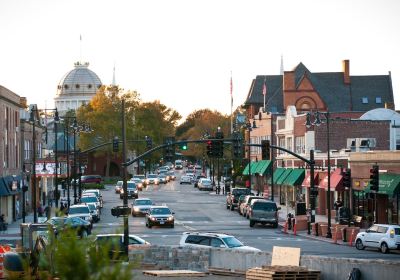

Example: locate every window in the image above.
[75,84,80,89]
[88,84,92,89]
[278,137,285,154]
[286,137,293,152]
[64,84,69,89]
[295,136,305,154]
[362,97,368,104]
[375,97,382,104]
[210,238,224,247]
[377,226,388,234]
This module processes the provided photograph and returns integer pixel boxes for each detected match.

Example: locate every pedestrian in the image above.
[16,198,20,219]
[38,204,44,217]
[44,205,50,219]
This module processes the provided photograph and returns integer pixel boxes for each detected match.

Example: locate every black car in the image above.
[145,206,175,228]
[120,181,138,199]
[46,216,92,238]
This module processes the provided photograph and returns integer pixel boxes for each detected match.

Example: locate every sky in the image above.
[1,0,399,120]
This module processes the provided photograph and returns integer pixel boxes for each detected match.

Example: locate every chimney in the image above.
[20,97,27,108]
[342,59,350,84]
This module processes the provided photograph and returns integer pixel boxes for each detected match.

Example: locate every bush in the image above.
[82,183,105,190]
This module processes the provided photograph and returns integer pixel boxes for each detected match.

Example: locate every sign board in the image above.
[271,246,300,266]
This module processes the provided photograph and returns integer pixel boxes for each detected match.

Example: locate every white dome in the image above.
[360,108,400,123]
[56,62,102,96]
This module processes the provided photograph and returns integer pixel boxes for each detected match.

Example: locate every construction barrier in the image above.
[0,245,12,279]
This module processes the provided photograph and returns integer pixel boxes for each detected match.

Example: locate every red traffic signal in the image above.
[369,164,379,192]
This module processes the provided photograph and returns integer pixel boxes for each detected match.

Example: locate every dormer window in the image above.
[376,97,382,104]
[75,84,80,89]
[64,85,69,89]
[362,97,368,104]
[88,84,92,89]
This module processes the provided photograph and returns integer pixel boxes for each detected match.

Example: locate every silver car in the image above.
[248,199,280,228]
[131,198,153,217]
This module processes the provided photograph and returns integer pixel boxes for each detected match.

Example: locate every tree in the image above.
[76,85,140,177]
[176,109,230,159]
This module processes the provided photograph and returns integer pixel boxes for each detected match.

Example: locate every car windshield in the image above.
[127,182,136,189]
[148,174,157,179]
[135,200,152,206]
[253,202,276,211]
[88,204,96,211]
[48,218,65,226]
[81,196,98,203]
[83,191,99,197]
[134,175,145,179]
[151,208,171,215]
[222,237,244,248]
[233,189,250,195]
[201,179,211,184]
[69,206,90,214]
[116,181,123,186]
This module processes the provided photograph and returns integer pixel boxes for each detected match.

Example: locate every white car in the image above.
[179,232,260,252]
[355,224,400,253]
[197,178,213,191]
[180,175,192,185]
[146,174,159,185]
[115,180,123,193]
[68,205,93,225]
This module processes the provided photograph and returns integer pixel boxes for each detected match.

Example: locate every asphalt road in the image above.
[93,169,400,260]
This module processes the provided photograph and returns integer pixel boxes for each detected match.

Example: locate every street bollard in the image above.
[315,222,319,236]
[342,228,347,243]
[307,221,311,235]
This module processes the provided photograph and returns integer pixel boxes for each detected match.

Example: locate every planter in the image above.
[318,222,328,236]
[319,224,329,237]
[330,225,346,240]
[346,227,360,243]
[311,223,319,236]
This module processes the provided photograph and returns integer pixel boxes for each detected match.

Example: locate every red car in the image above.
[81,175,102,184]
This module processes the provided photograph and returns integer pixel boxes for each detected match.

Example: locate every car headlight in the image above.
[150,217,156,221]
[134,190,138,194]
[133,207,140,212]
[167,216,174,221]
[120,189,124,194]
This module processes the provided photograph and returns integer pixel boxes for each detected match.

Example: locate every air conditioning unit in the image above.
[358,138,376,148]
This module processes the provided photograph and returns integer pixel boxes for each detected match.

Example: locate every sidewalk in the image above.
[277,204,363,246]
[0,212,36,244]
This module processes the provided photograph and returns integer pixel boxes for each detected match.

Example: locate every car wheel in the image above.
[355,239,365,250]
[148,223,152,228]
[250,221,255,227]
[380,242,389,254]
[132,213,136,217]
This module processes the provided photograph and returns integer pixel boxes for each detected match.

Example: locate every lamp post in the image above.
[71,119,78,204]
[245,120,256,189]
[54,109,60,207]
[306,111,332,238]
[22,165,29,223]
[29,106,38,223]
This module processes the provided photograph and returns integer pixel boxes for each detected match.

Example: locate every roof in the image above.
[244,62,394,113]
[182,232,232,238]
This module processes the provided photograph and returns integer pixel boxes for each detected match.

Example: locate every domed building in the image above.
[54,61,102,115]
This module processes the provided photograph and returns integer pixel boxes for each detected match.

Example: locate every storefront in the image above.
[364,173,400,225]
[318,169,344,217]
[0,175,22,223]
[301,171,319,210]
[242,160,272,195]
[281,169,305,209]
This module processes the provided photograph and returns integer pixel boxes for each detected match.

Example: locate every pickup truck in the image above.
[226,187,252,211]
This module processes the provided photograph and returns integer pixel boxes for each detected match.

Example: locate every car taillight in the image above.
[390,229,395,238]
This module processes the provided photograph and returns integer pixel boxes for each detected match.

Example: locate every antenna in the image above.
[80,34,82,63]
[280,54,284,75]
[112,62,116,85]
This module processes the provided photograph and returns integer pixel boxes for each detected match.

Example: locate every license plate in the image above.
[160,221,164,224]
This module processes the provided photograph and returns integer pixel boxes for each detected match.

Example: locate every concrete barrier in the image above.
[133,245,400,280]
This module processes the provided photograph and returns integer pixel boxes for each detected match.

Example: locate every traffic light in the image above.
[261,140,270,160]
[163,137,175,163]
[370,164,379,192]
[112,137,119,152]
[232,132,243,158]
[215,130,224,158]
[206,139,213,157]
[145,136,152,150]
[342,169,351,190]
[179,140,188,150]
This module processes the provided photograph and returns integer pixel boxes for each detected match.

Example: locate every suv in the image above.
[248,199,280,228]
[179,232,260,251]
[355,224,400,253]
[226,188,252,211]
[67,205,93,226]
[145,206,175,228]
[120,181,138,199]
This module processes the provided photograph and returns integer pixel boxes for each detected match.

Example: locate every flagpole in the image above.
[263,77,267,112]
[230,71,233,133]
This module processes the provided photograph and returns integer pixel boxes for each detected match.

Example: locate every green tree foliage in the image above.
[176,109,230,158]
[76,85,140,176]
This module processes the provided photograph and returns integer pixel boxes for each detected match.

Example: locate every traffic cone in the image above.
[293,223,297,235]
[349,229,355,246]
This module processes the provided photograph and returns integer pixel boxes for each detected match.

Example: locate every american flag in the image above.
[262,78,267,96]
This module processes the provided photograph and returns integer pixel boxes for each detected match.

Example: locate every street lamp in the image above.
[245,120,256,190]
[306,110,332,238]
[54,109,60,207]
[29,106,38,223]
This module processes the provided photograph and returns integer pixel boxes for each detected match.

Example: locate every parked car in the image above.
[240,195,262,218]
[355,224,400,253]
[194,175,206,188]
[145,174,159,185]
[131,198,153,217]
[115,180,123,193]
[197,178,213,191]
[179,232,260,252]
[248,199,280,228]
[80,195,101,210]
[67,205,93,226]
[80,175,102,184]
[180,175,192,185]
[94,233,150,257]
[47,216,92,238]
[226,188,252,211]
[237,195,247,214]
[87,203,100,222]
[145,206,175,228]
[120,181,138,199]
[82,189,103,208]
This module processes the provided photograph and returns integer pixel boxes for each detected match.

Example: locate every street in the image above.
[93,170,400,261]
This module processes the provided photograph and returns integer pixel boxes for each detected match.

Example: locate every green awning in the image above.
[276,169,293,185]
[364,174,400,196]
[267,168,285,184]
[282,169,305,186]
[253,160,272,175]
[242,162,258,175]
